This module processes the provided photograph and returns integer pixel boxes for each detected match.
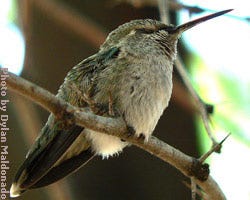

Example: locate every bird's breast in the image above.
[86,56,173,157]
[116,58,173,140]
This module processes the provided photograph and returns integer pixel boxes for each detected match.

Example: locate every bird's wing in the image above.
[12,124,88,193]
[11,47,121,196]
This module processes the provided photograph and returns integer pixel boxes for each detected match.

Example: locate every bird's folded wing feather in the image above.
[12,47,121,192]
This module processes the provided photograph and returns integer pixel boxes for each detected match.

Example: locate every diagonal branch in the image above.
[2,69,226,200]
[174,57,217,145]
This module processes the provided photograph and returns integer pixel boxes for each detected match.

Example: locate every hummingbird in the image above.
[10,9,232,197]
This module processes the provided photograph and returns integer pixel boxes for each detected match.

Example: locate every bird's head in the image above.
[100,9,232,60]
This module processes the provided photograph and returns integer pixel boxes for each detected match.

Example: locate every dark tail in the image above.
[10,124,94,197]
[31,148,94,188]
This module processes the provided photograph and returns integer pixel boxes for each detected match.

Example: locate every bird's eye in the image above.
[135,28,155,34]
[158,25,176,33]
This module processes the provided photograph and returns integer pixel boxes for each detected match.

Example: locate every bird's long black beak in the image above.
[173,9,233,34]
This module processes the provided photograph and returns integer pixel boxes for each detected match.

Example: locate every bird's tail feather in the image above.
[31,148,94,188]
[10,124,93,197]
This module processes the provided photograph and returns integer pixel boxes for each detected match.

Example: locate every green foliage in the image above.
[188,52,250,153]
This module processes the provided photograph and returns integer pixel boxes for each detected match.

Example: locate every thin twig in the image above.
[183,180,208,200]
[199,133,231,163]
[175,58,217,145]
[157,0,169,24]
[191,177,197,200]
[3,69,226,200]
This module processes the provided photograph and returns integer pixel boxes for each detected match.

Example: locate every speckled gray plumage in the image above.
[55,19,178,158]
[11,9,233,197]
[11,18,178,196]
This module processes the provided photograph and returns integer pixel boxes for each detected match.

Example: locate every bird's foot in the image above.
[120,125,135,142]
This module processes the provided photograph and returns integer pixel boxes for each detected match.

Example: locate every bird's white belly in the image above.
[85,129,128,158]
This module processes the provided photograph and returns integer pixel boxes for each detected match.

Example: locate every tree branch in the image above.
[2,69,226,199]
[174,58,217,146]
